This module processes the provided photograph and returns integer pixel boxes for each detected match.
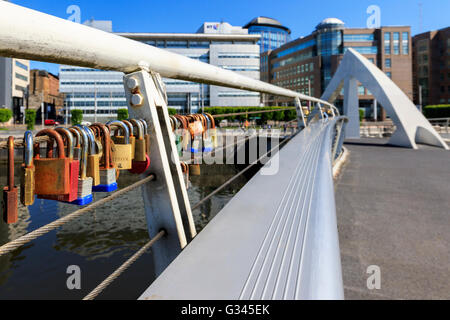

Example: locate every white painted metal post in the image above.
[123,69,196,276]
[294,97,307,130]
[343,77,360,138]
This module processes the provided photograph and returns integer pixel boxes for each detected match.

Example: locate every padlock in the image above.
[180,162,190,190]
[174,115,189,152]
[202,114,213,153]
[70,128,82,161]
[205,113,218,148]
[139,119,151,156]
[117,120,136,160]
[34,129,70,196]
[20,131,35,206]
[3,137,19,224]
[129,119,151,174]
[107,120,133,170]
[76,125,101,186]
[71,126,93,205]
[91,123,118,192]
[39,128,79,203]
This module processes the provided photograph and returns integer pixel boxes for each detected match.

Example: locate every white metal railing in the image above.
[0,1,335,109]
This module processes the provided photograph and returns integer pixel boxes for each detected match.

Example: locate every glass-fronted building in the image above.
[60,21,260,120]
[244,17,291,53]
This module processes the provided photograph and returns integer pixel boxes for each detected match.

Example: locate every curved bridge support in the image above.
[321,48,449,150]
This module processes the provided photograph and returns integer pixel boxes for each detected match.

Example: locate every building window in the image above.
[393,32,400,55]
[386,72,392,78]
[15,73,28,82]
[310,62,314,71]
[15,61,28,71]
[402,32,409,55]
[368,58,375,64]
[344,46,378,54]
[358,86,365,95]
[384,33,391,54]
[343,34,375,42]
[385,58,391,68]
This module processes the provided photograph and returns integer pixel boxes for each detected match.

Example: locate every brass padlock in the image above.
[20,131,35,206]
[139,119,151,156]
[115,120,136,160]
[34,129,70,196]
[130,119,146,162]
[91,123,118,192]
[3,136,19,224]
[70,128,82,161]
[205,113,218,148]
[107,120,133,170]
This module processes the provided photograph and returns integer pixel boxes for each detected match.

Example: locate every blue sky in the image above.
[9,0,450,74]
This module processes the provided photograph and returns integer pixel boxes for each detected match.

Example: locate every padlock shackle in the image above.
[35,129,66,159]
[129,119,144,139]
[7,136,15,190]
[122,120,135,137]
[91,123,112,169]
[23,131,33,167]
[139,119,148,135]
[55,127,74,160]
[69,127,81,148]
[106,120,130,144]
[76,125,96,155]
[71,126,88,179]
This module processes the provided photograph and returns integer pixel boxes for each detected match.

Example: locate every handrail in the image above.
[0,2,334,108]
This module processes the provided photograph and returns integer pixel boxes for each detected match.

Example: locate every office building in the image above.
[0,57,30,123]
[264,18,413,120]
[60,21,260,120]
[244,17,291,53]
[413,27,450,106]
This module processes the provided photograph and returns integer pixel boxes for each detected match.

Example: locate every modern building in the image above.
[0,57,30,123]
[244,17,291,53]
[263,18,413,120]
[60,21,260,120]
[29,70,65,123]
[412,27,450,106]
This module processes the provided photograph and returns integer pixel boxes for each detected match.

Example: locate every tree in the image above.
[117,108,129,121]
[71,109,83,125]
[25,110,36,130]
[0,109,12,127]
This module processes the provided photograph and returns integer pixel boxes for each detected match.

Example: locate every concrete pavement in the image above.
[335,138,450,300]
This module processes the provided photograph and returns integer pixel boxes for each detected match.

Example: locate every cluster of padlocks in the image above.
[170,113,218,156]
[3,119,151,225]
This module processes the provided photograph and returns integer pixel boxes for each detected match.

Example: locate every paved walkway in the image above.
[335,138,450,300]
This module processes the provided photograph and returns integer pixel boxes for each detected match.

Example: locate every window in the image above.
[344,46,378,54]
[402,32,409,55]
[15,61,28,71]
[386,72,392,78]
[310,63,314,71]
[15,73,28,81]
[344,34,375,42]
[368,58,375,64]
[384,33,391,54]
[393,32,400,55]
[358,86,365,95]
[385,58,391,68]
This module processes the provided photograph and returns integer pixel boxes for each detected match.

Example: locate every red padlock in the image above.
[34,129,70,196]
[39,128,79,202]
[3,137,19,224]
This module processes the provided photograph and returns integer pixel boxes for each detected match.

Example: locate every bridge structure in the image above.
[0,2,447,300]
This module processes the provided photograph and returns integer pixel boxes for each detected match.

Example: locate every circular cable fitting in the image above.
[127,78,140,90]
[131,94,144,106]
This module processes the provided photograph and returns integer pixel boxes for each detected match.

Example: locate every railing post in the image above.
[123,69,196,276]
[295,97,307,130]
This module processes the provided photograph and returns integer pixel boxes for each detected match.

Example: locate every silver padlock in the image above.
[72,126,93,205]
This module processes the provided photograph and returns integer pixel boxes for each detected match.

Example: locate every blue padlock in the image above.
[70,127,93,205]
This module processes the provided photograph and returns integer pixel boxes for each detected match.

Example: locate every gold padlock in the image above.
[115,120,136,160]
[20,131,35,206]
[130,119,146,162]
[107,120,133,170]
[139,119,151,156]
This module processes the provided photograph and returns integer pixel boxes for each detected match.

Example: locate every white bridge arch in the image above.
[321,48,449,150]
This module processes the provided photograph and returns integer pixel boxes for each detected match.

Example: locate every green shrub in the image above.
[25,110,36,130]
[359,108,365,123]
[0,109,12,125]
[198,106,294,123]
[117,108,129,121]
[423,105,450,118]
[71,109,83,125]
[168,108,177,116]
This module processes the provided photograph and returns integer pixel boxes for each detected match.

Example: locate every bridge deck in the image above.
[336,139,450,299]
[139,121,343,300]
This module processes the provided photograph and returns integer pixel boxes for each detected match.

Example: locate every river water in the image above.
[0,162,259,300]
